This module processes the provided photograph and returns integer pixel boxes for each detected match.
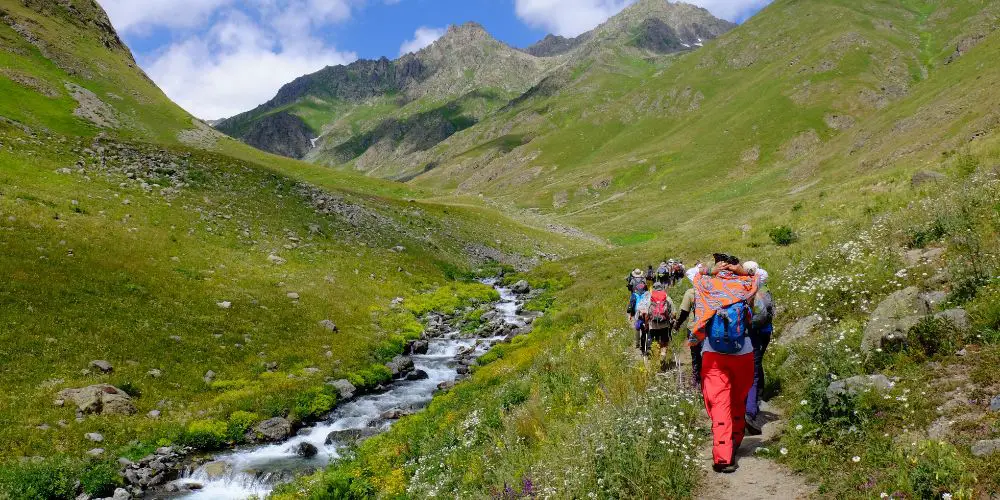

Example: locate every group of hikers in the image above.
[625,253,774,474]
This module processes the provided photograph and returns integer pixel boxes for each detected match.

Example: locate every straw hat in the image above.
[631,268,644,278]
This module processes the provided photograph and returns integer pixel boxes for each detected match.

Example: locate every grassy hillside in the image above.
[0,1,594,496]
[410,0,999,240]
[2,0,1000,498]
[268,0,1000,498]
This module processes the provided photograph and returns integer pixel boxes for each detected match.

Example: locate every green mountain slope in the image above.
[265,0,1000,498]
[215,1,735,181]
[3,0,1000,498]
[410,0,999,240]
[0,1,594,495]
[216,22,555,165]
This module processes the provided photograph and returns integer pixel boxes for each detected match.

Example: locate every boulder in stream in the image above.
[405,369,429,381]
[325,428,379,445]
[252,417,292,442]
[385,355,414,378]
[293,442,318,458]
[380,408,412,420]
[406,340,429,355]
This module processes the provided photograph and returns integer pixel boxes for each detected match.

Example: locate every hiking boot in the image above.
[744,415,762,436]
[712,462,739,474]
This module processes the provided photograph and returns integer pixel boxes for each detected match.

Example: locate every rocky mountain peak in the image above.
[423,21,501,53]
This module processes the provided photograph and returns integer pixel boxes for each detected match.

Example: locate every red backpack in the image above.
[649,290,672,323]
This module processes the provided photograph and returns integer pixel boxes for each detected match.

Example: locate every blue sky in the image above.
[98,0,771,119]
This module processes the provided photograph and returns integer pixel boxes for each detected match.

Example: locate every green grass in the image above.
[3,0,1000,497]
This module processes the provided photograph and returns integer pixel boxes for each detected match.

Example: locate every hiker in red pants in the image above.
[686,254,760,473]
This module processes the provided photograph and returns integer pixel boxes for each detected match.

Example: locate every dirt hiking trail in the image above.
[694,401,816,499]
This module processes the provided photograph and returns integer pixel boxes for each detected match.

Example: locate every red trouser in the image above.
[701,351,755,465]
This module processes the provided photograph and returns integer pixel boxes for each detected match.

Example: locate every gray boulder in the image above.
[380,408,411,420]
[920,291,948,311]
[861,287,931,353]
[971,440,1000,457]
[778,314,823,346]
[325,427,379,445]
[203,370,216,384]
[58,385,136,416]
[253,417,292,442]
[934,308,970,332]
[202,461,230,479]
[87,448,105,456]
[902,247,945,267]
[405,369,429,381]
[85,432,104,442]
[112,488,131,500]
[385,355,414,378]
[826,374,892,403]
[327,379,356,400]
[318,319,338,332]
[911,170,945,187]
[990,395,1000,412]
[293,442,318,458]
[406,340,429,355]
[511,280,530,294]
[89,360,113,373]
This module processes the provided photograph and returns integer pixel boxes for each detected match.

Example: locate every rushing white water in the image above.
[168,282,527,498]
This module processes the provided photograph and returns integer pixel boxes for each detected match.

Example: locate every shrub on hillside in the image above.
[907,317,962,361]
[116,381,142,398]
[79,461,122,497]
[0,459,78,499]
[902,441,976,499]
[182,419,229,450]
[226,411,260,442]
[292,387,336,421]
[905,218,947,249]
[769,225,798,246]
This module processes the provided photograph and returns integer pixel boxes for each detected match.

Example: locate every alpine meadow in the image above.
[1,0,999,499]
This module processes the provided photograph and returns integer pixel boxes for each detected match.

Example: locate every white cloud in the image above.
[142,8,357,119]
[399,26,446,56]
[685,0,773,22]
[513,0,773,36]
[514,0,632,37]
[99,0,235,33]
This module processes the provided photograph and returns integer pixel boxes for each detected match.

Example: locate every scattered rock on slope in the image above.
[826,374,892,402]
[511,280,530,294]
[327,379,356,399]
[861,286,930,353]
[778,314,823,346]
[58,384,136,416]
[911,170,945,186]
[971,440,1000,457]
[934,308,971,333]
[89,360,113,373]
